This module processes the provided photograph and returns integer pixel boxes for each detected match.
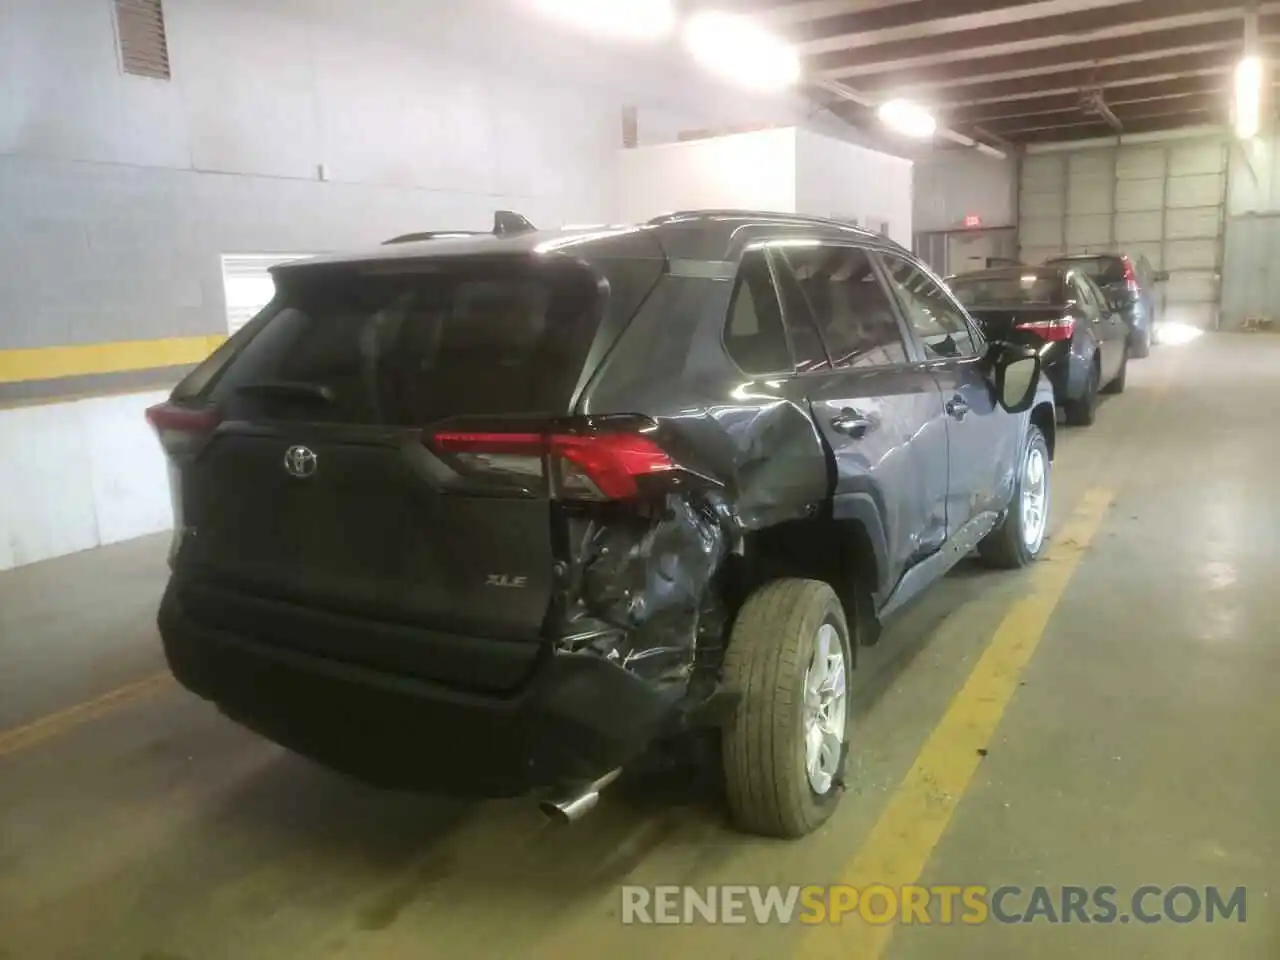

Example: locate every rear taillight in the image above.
[145,402,221,455]
[550,433,675,499]
[1015,316,1075,341]
[429,428,676,500]
[1121,256,1140,295]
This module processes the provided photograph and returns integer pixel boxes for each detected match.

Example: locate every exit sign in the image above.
[963,214,982,229]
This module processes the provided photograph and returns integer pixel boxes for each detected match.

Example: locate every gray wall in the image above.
[0,0,817,351]
[912,150,1017,233]
[1222,134,1280,329]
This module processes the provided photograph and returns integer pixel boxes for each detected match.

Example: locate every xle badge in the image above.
[486,574,529,589]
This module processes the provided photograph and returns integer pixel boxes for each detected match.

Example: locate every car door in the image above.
[876,250,1016,531]
[1071,271,1127,380]
[768,240,950,596]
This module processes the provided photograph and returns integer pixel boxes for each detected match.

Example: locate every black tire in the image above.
[1130,327,1151,359]
[1102,347,1128,394]
[721,579,853,839]
[1063,358,1099,426]
[978,424,1051,569]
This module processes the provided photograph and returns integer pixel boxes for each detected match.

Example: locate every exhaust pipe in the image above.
[538,768,621,824]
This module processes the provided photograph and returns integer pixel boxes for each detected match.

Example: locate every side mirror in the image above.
[988,343,1041,414]
[1152,270,1169,283]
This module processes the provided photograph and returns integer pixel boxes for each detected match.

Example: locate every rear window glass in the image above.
[204,258,605,425]
[950,272,1065,307]
[1046,257,1124,284]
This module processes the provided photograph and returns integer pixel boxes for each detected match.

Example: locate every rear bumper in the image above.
[158,583,680,797]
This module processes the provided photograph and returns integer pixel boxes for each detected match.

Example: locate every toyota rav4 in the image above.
[150,210,1055,838]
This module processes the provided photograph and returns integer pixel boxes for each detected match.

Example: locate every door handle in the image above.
[946,395,969,420]
[830,409,874,437]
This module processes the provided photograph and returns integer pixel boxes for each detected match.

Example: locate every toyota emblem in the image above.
[283,445,318,479]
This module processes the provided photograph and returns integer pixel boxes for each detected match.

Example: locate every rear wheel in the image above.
[1130,326,1152,359]
[1064,358,1099,426]
[721,579,853,838]
[979,424,1051,569]
[1102,346,1128,394]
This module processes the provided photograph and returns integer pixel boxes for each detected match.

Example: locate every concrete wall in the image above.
[0,390,172,570]
[0,0,825,569]
[0,0,816,356]
[912,151,1017,233]
[1222,134,1280,329]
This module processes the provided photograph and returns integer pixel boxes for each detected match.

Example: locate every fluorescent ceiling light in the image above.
[1234,55,1262,140]
[975,142,1006,159]
[530,0,676,41]
[877,99,936,139]
[683,11,801,92]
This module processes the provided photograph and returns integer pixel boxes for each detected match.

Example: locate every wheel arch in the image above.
[731,507,885,658]
[1030,400,1056,459]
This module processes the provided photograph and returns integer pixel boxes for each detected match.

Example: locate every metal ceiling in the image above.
[736,0,1276,147]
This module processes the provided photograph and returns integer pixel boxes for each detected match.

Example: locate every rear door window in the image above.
[723,250,793,375]
[204,258,603,425]
[775,244,909,369]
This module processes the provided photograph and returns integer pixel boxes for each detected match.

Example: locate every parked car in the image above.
[148,210,1055,839]
[1042,252,1166,357]
[949,264,1129,427]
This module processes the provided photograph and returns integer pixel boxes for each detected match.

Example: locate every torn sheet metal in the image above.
[554,494,737,685]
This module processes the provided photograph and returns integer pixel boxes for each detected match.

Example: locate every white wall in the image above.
[612,127,914,247]
[794,129,914,247]
[612,129,798,222]
[912,151,1017,233]
[0,393,171,571]
[0,0,836,569]
[1222,135,1280,328]
[0,0,820,351]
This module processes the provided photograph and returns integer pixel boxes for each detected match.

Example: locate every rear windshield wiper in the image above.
[234,380,335,403]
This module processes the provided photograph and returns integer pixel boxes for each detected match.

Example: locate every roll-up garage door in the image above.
[1019,137,1228,329]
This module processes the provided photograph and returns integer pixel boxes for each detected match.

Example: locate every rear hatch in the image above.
[158,246,663,688]
[1048,256,1133,307]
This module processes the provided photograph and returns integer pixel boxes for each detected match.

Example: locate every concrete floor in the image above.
[1,333,1276,958]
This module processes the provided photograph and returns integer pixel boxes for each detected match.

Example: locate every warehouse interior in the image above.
[1,0,1278,956]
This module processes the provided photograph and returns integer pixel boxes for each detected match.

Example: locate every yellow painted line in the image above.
[0,672,174,758]
[797,486,1117,960]
[0,335,225,384]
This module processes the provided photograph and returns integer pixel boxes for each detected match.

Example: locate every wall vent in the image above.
[115,0,170,80]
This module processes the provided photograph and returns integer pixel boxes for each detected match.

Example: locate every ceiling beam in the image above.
[808,0,1250,76]
[787,0,1050,47]
[843,25,1246,94]
[1010,112,1222,143]
[980,93,1227,134]
[942,75,1233,123]
[897,49,1248,106]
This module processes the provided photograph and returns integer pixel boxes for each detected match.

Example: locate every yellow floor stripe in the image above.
[0,672,173,758]
[0,336,224,384]
[797,486,1116,960]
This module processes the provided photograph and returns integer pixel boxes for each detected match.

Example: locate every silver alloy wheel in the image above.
[1021,443,1049,552]
[803,622,848,795]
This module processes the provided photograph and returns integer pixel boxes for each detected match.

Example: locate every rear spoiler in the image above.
[383,210,537,245]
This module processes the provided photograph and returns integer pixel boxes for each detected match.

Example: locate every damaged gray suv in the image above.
[149,210,1055,838]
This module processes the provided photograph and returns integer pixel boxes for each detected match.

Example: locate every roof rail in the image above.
[648,209,874,231]
[382,231,484,245]
[382,210,538,245]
